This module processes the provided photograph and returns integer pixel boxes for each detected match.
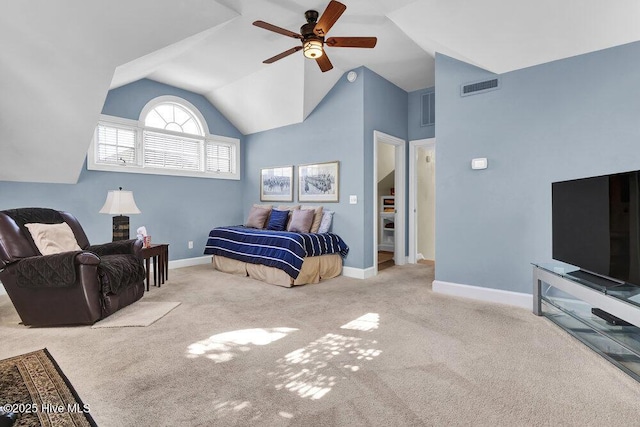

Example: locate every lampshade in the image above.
[99,188,141,215]
[303,40,323,59]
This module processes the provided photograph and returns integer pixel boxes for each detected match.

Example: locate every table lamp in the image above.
[99,187,141,241]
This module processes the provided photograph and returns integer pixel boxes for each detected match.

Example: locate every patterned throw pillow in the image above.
[266,209,289,231]
[317,210,334,233]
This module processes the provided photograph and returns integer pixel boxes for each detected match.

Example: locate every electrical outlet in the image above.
[188,241,194,249]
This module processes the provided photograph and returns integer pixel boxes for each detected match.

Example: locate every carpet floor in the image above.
[1,263,639,426]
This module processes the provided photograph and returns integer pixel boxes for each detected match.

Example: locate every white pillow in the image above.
[318,210,334,233]
[25,222,82,255]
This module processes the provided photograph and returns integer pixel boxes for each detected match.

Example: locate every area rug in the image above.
[91,301,181,328]
[0,348,95,426]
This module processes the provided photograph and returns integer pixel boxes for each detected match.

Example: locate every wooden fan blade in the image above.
[253,20,302,39]
[316,53,333,72]
[263,46,303,64]
[325,37,377,48]
[314,0,347,37]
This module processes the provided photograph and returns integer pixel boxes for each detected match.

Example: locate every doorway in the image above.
[409,138,436,265]
[373,131,406,273]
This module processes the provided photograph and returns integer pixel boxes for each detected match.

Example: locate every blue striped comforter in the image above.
[203,226,349,279]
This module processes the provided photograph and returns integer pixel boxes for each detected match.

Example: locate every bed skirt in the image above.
[212,254,343,287]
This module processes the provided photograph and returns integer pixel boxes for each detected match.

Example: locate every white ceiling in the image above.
[3,0,640,183]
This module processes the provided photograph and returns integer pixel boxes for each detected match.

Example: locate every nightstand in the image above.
[141,243,169,291]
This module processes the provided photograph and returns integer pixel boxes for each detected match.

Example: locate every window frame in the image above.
[87,97,240,180]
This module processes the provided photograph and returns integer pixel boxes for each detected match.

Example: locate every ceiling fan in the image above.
[252,0,377,72]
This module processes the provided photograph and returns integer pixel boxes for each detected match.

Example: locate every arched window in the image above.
[144,102,204,136]
[90,96,240,180]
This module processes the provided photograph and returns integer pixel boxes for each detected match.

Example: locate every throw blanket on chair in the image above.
[98,254,146,295]
[14,251,145,294]
[15,251,82,288]
[204,226,349,279]
[88,240,138,257]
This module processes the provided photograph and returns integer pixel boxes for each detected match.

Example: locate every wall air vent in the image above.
[421,91,435,127]
[460,78,500,97]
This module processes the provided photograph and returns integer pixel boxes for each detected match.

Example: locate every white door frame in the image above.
[373,130,406,273]
[408,138,436,264]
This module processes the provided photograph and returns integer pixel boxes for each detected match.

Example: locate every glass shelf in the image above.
[534,263,640,382]
[533,262,640,305]
[542,285,640,354]
[605,286,640,309]
[542,299,640,381]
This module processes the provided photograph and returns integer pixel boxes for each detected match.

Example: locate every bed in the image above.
[204,226,349,287]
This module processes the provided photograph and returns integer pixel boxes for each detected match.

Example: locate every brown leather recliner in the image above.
[0,208,145,326]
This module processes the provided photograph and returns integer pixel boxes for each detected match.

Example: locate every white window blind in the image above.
[95,124,136,165]
[90,98,240,180]
[206,142,233,173]
[143,131,202,171]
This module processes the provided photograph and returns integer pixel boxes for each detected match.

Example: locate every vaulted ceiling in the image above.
[3,0,640,183]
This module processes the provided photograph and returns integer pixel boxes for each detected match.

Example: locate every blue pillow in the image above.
[266,209,289,231]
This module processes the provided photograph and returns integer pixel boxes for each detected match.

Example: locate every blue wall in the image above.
[244,69,366,268]
[244,67,410,270]
[103,79,241,139]
[0,79,244,261]
[363,68,409,265]
[1,73,432,270]
[435,42,640,294]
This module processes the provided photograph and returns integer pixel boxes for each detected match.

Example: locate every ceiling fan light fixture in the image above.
[303,40,323,59]
[253,1,375,72]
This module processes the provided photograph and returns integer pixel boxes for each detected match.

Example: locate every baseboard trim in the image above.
[168,256,212,270]
[432,280,532,310]
[342,266,376,280]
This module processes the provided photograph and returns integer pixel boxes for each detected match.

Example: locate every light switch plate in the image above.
[471,158,488,170]
[349,195,357,204]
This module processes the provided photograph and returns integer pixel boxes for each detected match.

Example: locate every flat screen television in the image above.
[552,170,640,287]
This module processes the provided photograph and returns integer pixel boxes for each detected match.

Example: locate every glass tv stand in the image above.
[533,263,640,381]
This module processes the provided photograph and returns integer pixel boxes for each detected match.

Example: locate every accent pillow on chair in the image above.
[266,209,289,231]
[25,222,82,255]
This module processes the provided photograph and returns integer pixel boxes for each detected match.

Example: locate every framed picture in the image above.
[298,161,339,202]
[260,166,293,202]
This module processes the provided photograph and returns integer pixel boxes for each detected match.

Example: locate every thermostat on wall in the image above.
[471,158,488,170]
